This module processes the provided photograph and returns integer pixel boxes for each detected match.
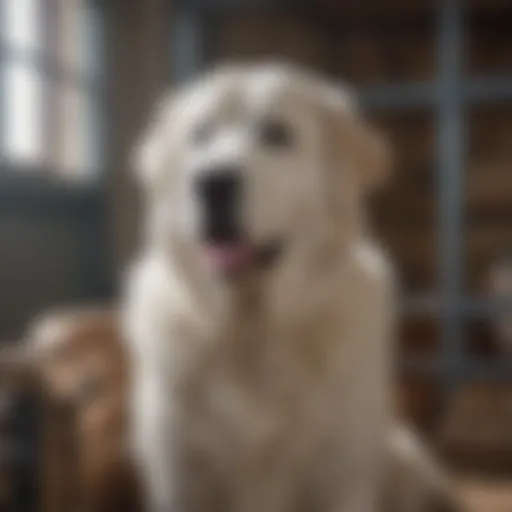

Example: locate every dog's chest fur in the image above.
[167,294,358,512]
[177,287,345,466]
[127,244,391,511]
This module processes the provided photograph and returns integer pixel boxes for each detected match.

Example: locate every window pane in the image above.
[53,85,101,179]
[2,62,44,164]
[54,84,84,176]
[2,0,41,51]
[56,0,104,79]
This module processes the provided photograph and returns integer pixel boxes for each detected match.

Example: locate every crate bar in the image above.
[360,82,438,109]
[437,0,465,386]
[360,78,512,110]
[402,295,512,319]
[401,357,512,382]
[465,77,512,103]
[456,360,512,382]
[462,298,512,319]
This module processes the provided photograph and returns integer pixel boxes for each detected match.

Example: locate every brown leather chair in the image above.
[28,307,142,512]
[0,307,142,512]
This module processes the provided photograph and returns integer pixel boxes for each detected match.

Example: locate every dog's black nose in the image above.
[196,169,241,204]
[195,168,242,242]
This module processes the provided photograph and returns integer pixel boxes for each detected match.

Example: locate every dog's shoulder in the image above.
[124,251,191,312]
[123,253,163,317]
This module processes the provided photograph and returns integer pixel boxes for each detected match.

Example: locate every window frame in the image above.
[0,0,109,199]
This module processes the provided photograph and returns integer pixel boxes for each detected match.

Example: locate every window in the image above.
[0,0,105,180]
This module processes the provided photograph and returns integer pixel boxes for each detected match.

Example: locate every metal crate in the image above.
[169,0,512,394]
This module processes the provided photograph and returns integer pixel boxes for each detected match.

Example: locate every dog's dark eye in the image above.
[192,122,214,145]
[259,119,293,148]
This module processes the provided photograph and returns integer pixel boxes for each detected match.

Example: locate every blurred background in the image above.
[0,0,512,510]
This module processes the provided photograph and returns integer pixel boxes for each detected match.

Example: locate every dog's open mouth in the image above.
[203,241,283,276]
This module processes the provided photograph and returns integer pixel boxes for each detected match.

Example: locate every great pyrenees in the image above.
[123,63,456,512]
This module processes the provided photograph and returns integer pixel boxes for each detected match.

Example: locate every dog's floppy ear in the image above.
[325,83,390,193]
[132,91,175,189]
[323,82,390,194]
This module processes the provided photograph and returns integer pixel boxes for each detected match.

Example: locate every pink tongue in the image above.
[205,243,254,272]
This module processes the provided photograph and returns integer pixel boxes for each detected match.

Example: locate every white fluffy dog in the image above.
[123,63,435,512]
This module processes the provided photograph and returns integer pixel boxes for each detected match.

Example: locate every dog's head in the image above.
[134,63,388,280]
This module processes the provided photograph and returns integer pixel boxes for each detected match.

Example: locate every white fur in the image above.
[124,63,394,512]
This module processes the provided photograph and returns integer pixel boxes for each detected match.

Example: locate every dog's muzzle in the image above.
[195,167,242,244]
[195,166,283,277]
[203,240,283,277]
